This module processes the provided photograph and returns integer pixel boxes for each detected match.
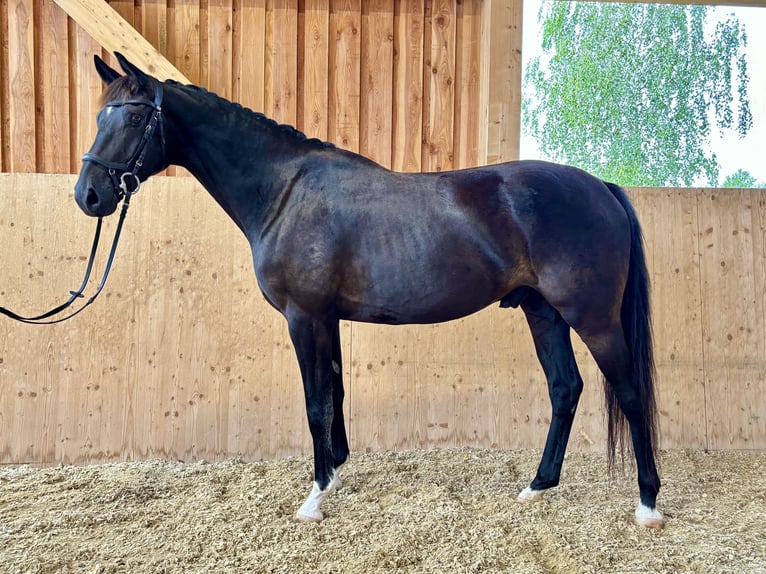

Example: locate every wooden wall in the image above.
[0,0,520,174]
[1,174,764,465]
[1,0,764,464]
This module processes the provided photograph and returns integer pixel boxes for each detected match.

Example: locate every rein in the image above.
[0,81,165,325]
[0,193,135,324]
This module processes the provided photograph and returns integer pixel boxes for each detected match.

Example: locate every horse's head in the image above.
[75,53,167,217]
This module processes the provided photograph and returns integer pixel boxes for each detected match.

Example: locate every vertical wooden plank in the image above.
[479,0,521,165]
[265,0,298,125]
[453,0,481,169]
[36,0,70,173]
[206,0,233,99]
[233,0,266,112]
[169,0,201,84]
[698,189,765,449]
[167,0,200,176]
[391,0,423,172]
[328,0,360,152]
[199,0,209,90]
[750,189,766,448]
[140,0,169,176]
[359,0,393,167]
[7,0,36,171]
[68,19,102,172]
[298,0,329,139]
[141,0,168,55]
[108,0,134,23]
[421,0,455,172]
[0,0,10,171]
[108,0,136,71]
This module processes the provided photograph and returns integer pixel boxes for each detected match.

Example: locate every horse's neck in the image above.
[168,92,297,236]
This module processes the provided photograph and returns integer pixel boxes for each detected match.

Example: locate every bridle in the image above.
[83,80,166,200]
[0,80,165,325]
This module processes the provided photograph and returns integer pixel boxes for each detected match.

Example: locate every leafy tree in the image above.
[722,169,766,188]
[524,2,751,187]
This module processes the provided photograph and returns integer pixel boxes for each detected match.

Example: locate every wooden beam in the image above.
[479,0,522,165]
[52,0,190,83]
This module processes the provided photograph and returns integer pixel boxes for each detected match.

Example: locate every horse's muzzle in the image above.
[74,182,119,217]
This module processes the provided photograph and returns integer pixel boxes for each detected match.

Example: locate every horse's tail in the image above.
[603,182,658,471]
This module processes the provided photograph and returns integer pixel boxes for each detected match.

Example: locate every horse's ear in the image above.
[114,52,154,91]
[94,55,121,85]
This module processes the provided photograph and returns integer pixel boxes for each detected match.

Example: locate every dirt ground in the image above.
[1,448,764,574]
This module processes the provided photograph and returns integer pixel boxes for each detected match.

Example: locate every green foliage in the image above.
[524,2,751,187]
[722,169,766,188]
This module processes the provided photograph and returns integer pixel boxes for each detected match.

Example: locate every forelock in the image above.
[99,76,149,107]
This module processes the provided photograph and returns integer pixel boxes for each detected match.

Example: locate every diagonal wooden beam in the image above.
[52,0,191,84]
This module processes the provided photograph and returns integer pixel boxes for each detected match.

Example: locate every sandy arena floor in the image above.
[1,448,764,573]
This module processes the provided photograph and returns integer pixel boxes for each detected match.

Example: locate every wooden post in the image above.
[479,0,522,165]
[265,0,298,125]
[392,0,424,173]
[7,0,36,172]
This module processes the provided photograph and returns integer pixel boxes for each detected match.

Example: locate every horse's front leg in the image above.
[330,322,350,468]
[287,311,342,522]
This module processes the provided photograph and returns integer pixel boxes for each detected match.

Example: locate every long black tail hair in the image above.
[603,182,658,470]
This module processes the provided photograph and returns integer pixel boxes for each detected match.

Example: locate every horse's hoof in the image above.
[295,511,323,523]
[295,471,340,523]
[295,496,325,523]
[517,486,545,503]
[635,503,664,529]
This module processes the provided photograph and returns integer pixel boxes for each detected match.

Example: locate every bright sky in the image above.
[520,1,766,186]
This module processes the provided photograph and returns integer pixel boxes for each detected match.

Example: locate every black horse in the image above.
[75,53,663,528]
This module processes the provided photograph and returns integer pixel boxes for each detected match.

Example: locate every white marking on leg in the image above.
[517,486,546,503]
[635,501,664,529]
[296,470,341,522]
[331,360,340,374]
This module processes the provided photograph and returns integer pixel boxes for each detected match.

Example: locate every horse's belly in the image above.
[336,263,516,325]
[341,299,494,325]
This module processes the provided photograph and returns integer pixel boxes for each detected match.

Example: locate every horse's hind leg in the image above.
[517,290,584,502]
[577,325,663,528]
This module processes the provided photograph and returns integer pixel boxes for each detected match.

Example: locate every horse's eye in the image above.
[128,113,143,127]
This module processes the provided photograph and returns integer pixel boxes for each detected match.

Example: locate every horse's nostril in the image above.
[86,188,99,208]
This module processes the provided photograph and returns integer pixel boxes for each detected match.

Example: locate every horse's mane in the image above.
[169,80,335,148]
[101,76,333,149]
